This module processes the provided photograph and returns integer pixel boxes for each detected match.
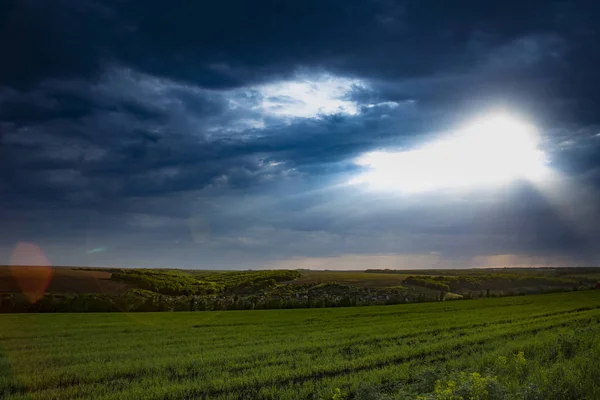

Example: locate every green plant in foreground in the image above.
[496,351,527,382]
[434,379,458,400]
[332,387,347,400]
[430,372,499,400]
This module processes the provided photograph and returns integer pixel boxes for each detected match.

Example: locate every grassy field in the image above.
[1,290,599,399]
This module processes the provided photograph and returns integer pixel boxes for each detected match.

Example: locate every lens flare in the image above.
[9,242,54,303]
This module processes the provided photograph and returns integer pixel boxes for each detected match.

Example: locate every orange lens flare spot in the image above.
[9,242,54,303]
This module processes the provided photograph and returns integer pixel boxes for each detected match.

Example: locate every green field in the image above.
[1,290,600,399]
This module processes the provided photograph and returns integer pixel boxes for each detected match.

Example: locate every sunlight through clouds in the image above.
[252,74,365,119]
[350,113,551,193]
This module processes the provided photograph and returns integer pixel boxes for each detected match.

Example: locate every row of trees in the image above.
[0,283,439,313]
[3,285,585,313]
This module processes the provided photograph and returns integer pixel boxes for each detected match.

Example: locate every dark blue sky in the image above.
[1,0,600,268]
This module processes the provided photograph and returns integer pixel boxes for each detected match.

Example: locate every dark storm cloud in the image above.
[0,65,419,206]
[3,1,596,87]
[1,0,600,267]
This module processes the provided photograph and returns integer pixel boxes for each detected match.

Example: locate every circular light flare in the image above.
[351,113,550,193]
[9,242,54,303]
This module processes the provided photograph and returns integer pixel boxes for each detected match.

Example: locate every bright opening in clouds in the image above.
[351,114,550,193]
[253,74,364,119]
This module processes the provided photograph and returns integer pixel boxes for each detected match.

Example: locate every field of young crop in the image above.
[1,291,600,400]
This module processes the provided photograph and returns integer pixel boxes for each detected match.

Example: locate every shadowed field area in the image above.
[0,267,130,295]
[288,270,411,287]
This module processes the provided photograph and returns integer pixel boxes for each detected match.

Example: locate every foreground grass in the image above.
[1,291,599,399]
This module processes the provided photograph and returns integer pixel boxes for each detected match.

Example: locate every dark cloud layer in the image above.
[1,0,600,267]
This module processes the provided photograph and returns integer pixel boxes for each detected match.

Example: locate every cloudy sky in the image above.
[2,0,600,269]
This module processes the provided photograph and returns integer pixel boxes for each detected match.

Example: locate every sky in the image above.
[1,0,600,269]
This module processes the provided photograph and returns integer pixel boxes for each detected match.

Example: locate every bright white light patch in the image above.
[254,75,363,119]
[351,114,549,192]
